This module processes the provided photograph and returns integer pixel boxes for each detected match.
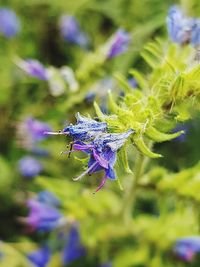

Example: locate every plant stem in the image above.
[121,143,152,224]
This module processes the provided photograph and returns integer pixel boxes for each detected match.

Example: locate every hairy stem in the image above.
[121,142,152,224]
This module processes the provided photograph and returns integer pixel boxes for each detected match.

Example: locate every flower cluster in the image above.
[167,5,200,46]
[45,113,133,192]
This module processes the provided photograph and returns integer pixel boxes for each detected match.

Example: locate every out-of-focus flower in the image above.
[191,19,200,46]
[17,117,51,151]
[37,191,61,208]
[18,156,42,178]
[172,124,187,142]
[59,15,89,48]
[0,8,20,37]
[84,91,96,103]
[166,5,200,46]
[28,246,50,267]
[25,199,62,232]
[17,59,48,80]
[46,66,66,96]
[45,113,107,141]
[128,77,137,88]
[72,130,133,192]
[46,66,79,96]
[174,237,200,262]
[60,66,79,92]
[106,29,130,59]
[62,226,86,265]
[167,5,194,44]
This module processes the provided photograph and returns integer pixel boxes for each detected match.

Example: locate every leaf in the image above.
[145,126,184,142]
[117,145,133,174]
[113,72,132,93]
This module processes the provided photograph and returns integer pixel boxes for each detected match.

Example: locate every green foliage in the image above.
[1,0,200,267]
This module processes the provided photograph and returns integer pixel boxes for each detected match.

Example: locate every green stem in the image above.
[121,142,152,224]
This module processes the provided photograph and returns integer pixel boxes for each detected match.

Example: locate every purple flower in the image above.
[166,6,195,45]
[18,156,42,178]
[25,117,52,142]
[28,246,50,267]
[25,199,62,232]
[0,8,20,37]
[17,117,51,151]
[107,29,130,59]
[59,15,89,48]
[174,237,200,262]
[37,191,61,208]
[191,19,200,46]
[17,59,48,80]
[62,226,86,265]
[172,124,187,142]
[72,130,133,192]
[84,91,96,103]
[128,78,137,88]
[45,113,107,141]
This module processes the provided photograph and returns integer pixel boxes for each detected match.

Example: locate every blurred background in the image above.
[1,0,200,266]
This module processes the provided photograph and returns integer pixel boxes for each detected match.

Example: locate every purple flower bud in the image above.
[28,246,50,267]
[62,226,86,265]
[174,237,200,262]
[59,15,89,48]
[26,199,62,232]
[107,29,130,59]
[18,156,42,178]
[18,59,48,80]
[0,8,20,38]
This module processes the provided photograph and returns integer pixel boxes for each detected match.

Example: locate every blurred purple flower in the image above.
[191,19,200,46]
[62,226,86,265]
[107,29,130,59]
[0,8,20,37]
[25,199,62,232]
[18,156,42,178]
[84,91,96,104]
[72,130,133,192]
[167,6,193,44]
[18,59,48,80]
[28,246,50,267]
[128,77,137,88]
[37,191,61,208]
[59,15,89,48]
[17,117,51,151]
[174,237,200,262]
[25,117,52,141]
[172,124,187,142]
[45,113,107,141]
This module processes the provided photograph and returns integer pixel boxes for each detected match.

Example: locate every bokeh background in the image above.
[1,0,200,266]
